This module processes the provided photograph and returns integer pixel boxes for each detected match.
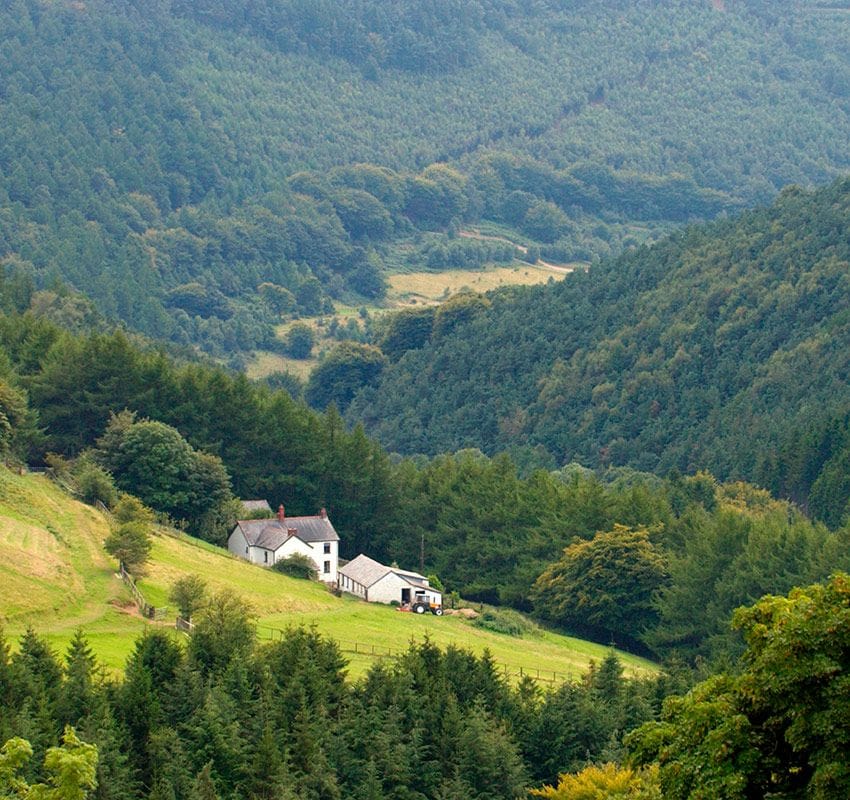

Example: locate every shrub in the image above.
[169,574,208,620]
[285,323,315,359]
[104,521,152,577]
[75,463,118,507]
[472,607,538,637]
[112,493,156,524]
[272,553,317,580]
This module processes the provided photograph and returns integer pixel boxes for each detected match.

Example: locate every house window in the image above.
[264,551,268,563]
[323,542,331,554]
[324,561,331,574]
[245,547,248,554]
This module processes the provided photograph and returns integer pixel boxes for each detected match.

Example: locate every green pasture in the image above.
[0,467,656,681]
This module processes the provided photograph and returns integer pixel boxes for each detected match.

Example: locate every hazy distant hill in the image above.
[348,178,850,520]
[2,0,850,354]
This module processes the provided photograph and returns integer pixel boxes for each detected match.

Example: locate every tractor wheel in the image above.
[413,603,426,614]
[433,607,443,616]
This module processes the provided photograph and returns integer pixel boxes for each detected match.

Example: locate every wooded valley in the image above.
[3,0,850,797]
[3,0,850,354]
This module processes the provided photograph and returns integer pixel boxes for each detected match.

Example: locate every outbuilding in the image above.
[339,554,442,613]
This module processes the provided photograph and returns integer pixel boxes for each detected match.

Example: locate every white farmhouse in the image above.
[227,505,339,583]
[339,554,442,613]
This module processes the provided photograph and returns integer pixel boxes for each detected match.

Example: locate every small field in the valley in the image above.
[245,258,570,382]
[387,263,564,306]
[0,468,656,681]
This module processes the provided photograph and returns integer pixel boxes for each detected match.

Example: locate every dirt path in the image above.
[459,229,576,274]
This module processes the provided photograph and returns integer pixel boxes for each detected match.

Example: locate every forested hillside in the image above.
[3,0,850,353]
[349,178,850,524]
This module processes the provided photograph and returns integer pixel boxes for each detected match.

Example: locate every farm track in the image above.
[458,229,576,273]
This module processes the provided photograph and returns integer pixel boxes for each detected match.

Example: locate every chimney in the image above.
[320,507,328,519]
[277,504,285,523]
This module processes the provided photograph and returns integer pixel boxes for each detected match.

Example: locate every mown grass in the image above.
[0,468,657,680]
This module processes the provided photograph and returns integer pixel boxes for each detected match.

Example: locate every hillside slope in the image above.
[0,468,654,677]
[349,179,850,498]
[3,0,850,353]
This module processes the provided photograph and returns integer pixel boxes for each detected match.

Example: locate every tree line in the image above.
[0,614,670,800]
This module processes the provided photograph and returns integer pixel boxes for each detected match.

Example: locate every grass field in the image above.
[0,468,656,681]
[244,349,315,382]
[387,264,563,306]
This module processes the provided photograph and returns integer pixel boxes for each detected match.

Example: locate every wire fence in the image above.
[118,563,168,620]
[255,625,576,685]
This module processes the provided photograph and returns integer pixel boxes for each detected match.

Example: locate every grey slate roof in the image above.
[241,499,272,513]
[234,514,339,552]
[339,554,429,589]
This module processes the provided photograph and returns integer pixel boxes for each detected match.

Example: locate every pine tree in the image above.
[14,693,58,784]
[60,630,100,728]
[189,762,220,800]
[288,704,341,800]
[454,701,527,800]
[243,723,296,800]
[183,686,247,794]
[147,727,193,800]
[353,759,383,800]
[0,627,15,742]
[435,769,477,800]
[78,703,137,800]
[12,628,63,714]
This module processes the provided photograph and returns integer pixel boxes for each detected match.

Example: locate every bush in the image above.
[263,371,304,399]
[169,574,208,620]
[75,463,118,507]
[472,608,538,637]
[272,553,317,580]
[285,323,315,359]
[104,521,152,577]
[112,493,156,525]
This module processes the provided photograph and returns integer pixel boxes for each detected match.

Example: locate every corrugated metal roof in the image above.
[235,513,339,551]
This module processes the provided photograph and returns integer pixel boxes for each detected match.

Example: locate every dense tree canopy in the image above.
[3,0,850,353]
[628,574,850,799]
[0,623,667,800]
[351,179,850,520]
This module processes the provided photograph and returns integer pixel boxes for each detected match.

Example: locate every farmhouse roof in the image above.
[234,512,339,552]
[340,554,430,589]
[241,499,272,513]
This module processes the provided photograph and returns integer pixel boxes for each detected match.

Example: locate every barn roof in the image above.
[339,554,430,589]
[241,499,272,513]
